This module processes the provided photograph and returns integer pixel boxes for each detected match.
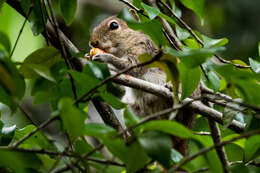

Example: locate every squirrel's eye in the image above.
[109,22,119,30]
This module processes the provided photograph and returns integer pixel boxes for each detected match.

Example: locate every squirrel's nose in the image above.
[90,40,99,47]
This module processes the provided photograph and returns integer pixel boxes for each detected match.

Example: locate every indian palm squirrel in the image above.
[89,16,196,156]
[89,16,171,117]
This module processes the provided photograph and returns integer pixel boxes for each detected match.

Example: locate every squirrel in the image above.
[89,16,171,117]
[89,16,196,155]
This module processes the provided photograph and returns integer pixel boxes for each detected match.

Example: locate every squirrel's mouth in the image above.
[96,41,118,55]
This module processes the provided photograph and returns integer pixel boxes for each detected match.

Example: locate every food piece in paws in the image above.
[85,48,105,60]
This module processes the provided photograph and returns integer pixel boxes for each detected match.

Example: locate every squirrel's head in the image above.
[89,16,132,57]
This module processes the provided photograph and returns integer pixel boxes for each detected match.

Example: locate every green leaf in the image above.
[158,13,176,25]
[100,92,126,109]
[202,35,229,48]
[178,62,201,100]
[29,64,56,82]
[184,38,201,49]
[230,163,250,173]
[244,135,260,161]
[0,149,40,173]
[195,136,223,173]
[19,47,61,81]
[0,86,16,111]
[141,3,160,20]
[165,46,224,68]
[50,78,74,110]
[179,0,205,20]
[126,141,150,173]
[119,9,164,46]
[0,124,16,146]
[84,123,116,138]
[139,120,194,138]
[222,134,246,149]
[222,102,241,130]
[84,123,147,167]
[58,98,87,138]
[215,64,260,81]
[33,91,50,105]
[171,148,183,163]
[207,71,220,92]
[21,0,46,35]
[139,131,172,169]
[31,78,55,96]
[249,58,260,73]
[59,0,77,26]
[176,25,190,41]
[258,41,260,56]
[171,148,195,171]
[246,115,260,131]
[0,31,11,53]
[69,70,103,101]
[0,53,25,99]
[0,63,18,96]
[205,150,223,173]
[102,137,129,163]
[139,53,179,102]
[123,107,140,127]
[141,3,176,24]
[0,52,25,110]
[0,0,5,11]
[235,80,260,105]
[13,125,55,150]
[74,138,94,154]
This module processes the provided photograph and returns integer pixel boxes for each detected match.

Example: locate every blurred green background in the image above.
[0,3,44,62]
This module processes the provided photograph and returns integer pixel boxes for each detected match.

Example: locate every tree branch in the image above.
[6,0,124,132]
[111,72,245,133]
[208,119,230,173]
[12,115,58,148]
[74,51,163,105]
[157,0,250,69]
[169,129,260,172]
[52,144,104,173]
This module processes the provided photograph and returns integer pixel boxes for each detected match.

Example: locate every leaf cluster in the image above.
[0,0,260,173]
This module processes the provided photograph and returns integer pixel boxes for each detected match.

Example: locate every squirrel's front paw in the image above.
[92,53,115,63]
[92,54,107,63]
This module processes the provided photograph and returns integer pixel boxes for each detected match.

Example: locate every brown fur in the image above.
[90,16,196,156]
[90,16,171,117]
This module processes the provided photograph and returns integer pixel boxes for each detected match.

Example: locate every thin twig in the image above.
[193,131,211,136]
[118,0,148,17]
[9,5,33,58]
[205,95,248,113]
[39,0,50,46]
[0,147,77,157]
[52,144,104,173]
[201,82,260,111]
[158,0,250,69]
[191,161,260,173]
[17,103,37,126]
[74,51,163,105]
[112,72,245,133]
[87,157,125,167]
[208,119,230,173]
[169,129,260,172]
[12,115,58,148]
[45,0,78,103]
[188,98,245,133]
[149,0,183,50]
[116,97,201,138]
[17,103,57,147]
